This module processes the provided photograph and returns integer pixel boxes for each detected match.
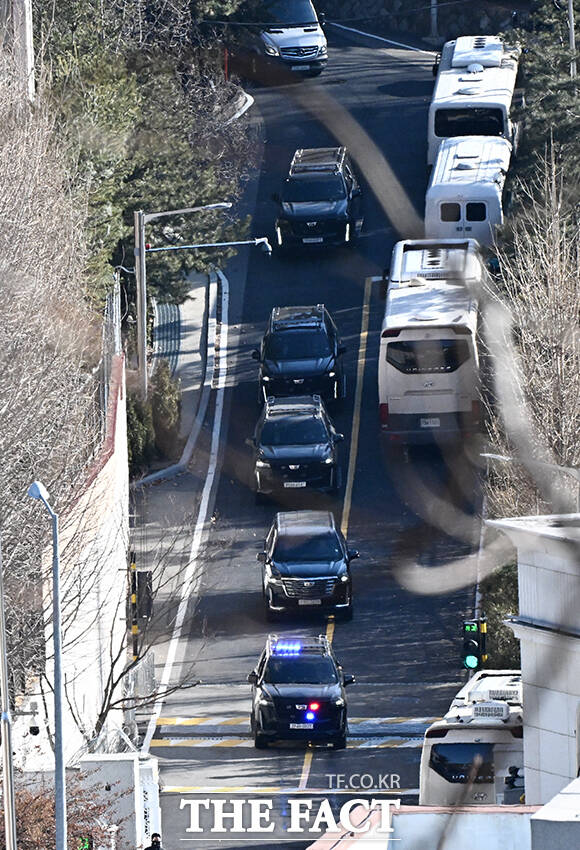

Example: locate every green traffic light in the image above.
[464,654,479,669]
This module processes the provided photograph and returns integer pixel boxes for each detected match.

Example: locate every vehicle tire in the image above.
[254,731,268,749]
[333,731,347,749]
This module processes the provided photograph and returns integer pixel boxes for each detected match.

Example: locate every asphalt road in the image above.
[147,29,484,849]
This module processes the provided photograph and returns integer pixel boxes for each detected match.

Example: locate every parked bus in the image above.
[378,239,483,444]
[425,136,512,246]
[428,35,521,167]
[419,670,524,806]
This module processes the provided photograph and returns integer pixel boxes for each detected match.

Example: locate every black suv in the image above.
[248,634,354,748]
[248,395,343,497]
[251,305,346,403]
[257,510,358,619]
[273,147,363,249]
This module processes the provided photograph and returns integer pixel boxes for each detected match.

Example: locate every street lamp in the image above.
[134,202,233,398]
[27,481,67,850]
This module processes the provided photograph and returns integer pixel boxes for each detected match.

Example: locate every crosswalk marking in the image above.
[156,715,439,728]
[150,736,423,749]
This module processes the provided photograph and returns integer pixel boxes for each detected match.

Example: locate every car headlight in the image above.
[256,459,271,469]
[264,44,279,56]
[258,692,274,706]
[334,697,345,707]
[318,44,328,56]
[323,456,334,465]
[262,375,271,382]
[339,574,349,583]
[268,565,282,580]
[328,371,336,378]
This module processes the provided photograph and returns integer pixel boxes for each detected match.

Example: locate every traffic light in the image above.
[461,617,487,671]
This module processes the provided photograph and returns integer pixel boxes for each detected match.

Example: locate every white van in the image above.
[238,0,327,77]
[419,670,524,806]
[378,239,482,444]
[428,35,521,167]
[425,136,512,246]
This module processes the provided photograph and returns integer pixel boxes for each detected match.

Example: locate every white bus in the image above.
[378,239,482,445]
[428,35,521,167]
[425,136,512,246]
[419,670,524,806]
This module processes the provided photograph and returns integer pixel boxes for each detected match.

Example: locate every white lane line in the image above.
[330,22,436,54]
[142,272,230,753]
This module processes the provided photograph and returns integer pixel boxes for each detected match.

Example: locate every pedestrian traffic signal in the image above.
[462,617,487,670]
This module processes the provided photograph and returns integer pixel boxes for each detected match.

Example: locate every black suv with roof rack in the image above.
[248,395,343,497]
[251,304,346,403]
[273,147,363,249]
[256,510,358,620]
[247,633,355,748]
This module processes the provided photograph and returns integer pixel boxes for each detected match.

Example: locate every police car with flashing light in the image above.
[247,635,355,749]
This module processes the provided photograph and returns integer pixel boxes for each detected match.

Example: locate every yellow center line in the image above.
[326,615,335,645]
[341,276,372,538]
[298,749,313,791]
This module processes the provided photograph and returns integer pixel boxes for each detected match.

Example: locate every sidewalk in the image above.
[144,270,214,484]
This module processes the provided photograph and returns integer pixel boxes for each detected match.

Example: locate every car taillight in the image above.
[379,403,389,426]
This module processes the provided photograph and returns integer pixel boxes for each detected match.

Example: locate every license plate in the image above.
[420,417,440,428]
[298,599,322,606]
[284,481,306,488]
[303,236,323,243]
[291,65,310,71]
[290,723,314,729]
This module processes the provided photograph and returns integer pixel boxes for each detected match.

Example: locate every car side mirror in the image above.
[343,673,355,687]
[338,345,347,356]
[318,11,326,25]
[333,433,344,443]
[245,437,256,447]
[256,552,266,564]
[247,671,259,685]
[348,549,359,561]
[251,349,261,361]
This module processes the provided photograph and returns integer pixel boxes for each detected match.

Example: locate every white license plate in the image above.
[303,236,323,244]
[291,65,310,71]
[298,599,322,606]
[290,722,314,729]
[420,417,440,428]
[284,481,306,488]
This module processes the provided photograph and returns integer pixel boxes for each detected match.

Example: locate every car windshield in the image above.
[259,0,318,26]
[264,655,338,684]
[265,330,332,360]
[261,415,328,446]
[283,177,346,203]
[273,531,343,562]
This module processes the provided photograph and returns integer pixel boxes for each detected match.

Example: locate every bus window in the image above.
[429,742,494,784]
[386,339,471,374]
[434,107,504,138]
[467,202,487,221]
[441,203,460,222]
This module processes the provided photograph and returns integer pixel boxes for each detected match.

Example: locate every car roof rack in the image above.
[289,147,346,175]
[266,634,330,657]
[271,304,325,329]
[265,395,323,415]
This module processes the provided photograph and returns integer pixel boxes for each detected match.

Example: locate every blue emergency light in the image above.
[273,640,302,656]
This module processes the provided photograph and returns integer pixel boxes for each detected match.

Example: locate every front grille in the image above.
[280,46,319,58]
[290,220,344,238]
[282,577,336,598]
[273,697,333,722]
[271,375,329,394]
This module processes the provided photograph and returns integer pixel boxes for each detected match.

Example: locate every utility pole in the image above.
[0,539,18,850]
[568,0,577,80]
[430,0,438,40]
[12,0,35,102]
